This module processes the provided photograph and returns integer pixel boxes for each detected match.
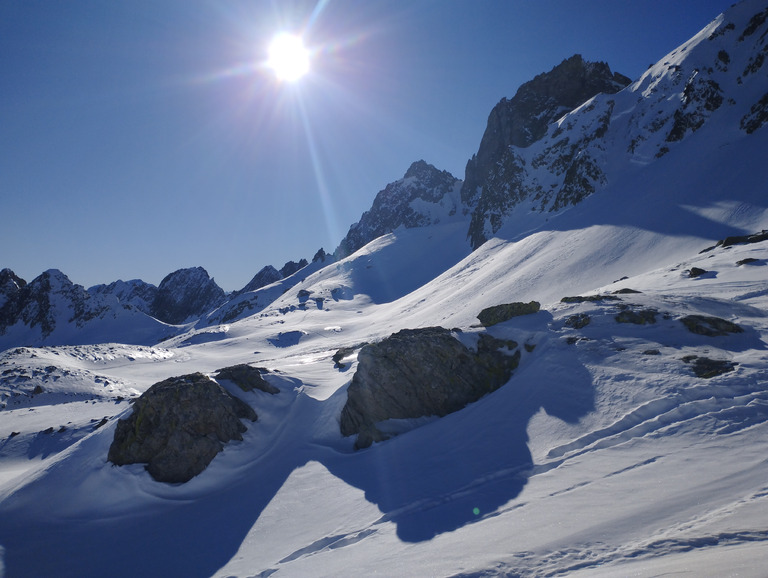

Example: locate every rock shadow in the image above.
[323,312,596,542]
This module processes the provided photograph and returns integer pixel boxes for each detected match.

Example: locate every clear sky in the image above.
[0,0,735,291]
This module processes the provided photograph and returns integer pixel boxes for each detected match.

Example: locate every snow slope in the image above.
[2,2,768,576]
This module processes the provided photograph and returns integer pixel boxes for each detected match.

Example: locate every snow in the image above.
[2,2,768,575]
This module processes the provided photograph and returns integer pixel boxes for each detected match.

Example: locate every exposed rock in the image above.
[108,373,257,483]
[615,308,657,325]
[336,160,462,259]
[688,267,708,278]
[0,269,110,340]
[741,92,768,134]
[612,288,642,294]
[665,74,723,142]
[88,279,158,314]
[565,313,591,329]
[279,259,309,279]
[701,230,768,252]
[561,295,621,303]
[462,55,631,248]
[477,302,540,327]
[682,355,738,378]
[680,315,744,337]
[214,364,279,394]
[339,327,520,448]
[312,248,329,263]
[239,266,282,293]
[150,267,225,325]
[333,345,367,369]
[0,269,26,310]
[736,258,760,266]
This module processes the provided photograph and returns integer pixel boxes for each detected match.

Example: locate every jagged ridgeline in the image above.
[3,0,768,349]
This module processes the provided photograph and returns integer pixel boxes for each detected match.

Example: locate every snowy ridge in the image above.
[465,0,768,248]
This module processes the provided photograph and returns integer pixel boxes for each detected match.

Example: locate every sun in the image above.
[267,33,310,82]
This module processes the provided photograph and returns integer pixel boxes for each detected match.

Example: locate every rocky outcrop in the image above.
[339,327,520,448]
[477,302,541,326]
[279,259,309,279]
[108,373,257,483]
[150,267,225,325]
[462,55,631,248]
[215,364,279,394]
[335,160,462,258]
[680,315,743,336]
[239,266,283,294]
[0,269,26,310]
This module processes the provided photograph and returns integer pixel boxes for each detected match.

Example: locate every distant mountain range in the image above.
[2,0,768,351]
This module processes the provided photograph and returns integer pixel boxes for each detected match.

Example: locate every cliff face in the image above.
[335,160,462,258]
[462,55,631,248]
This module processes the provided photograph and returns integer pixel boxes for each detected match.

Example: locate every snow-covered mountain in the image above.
[462,4,768,248]
[0,269,172,350]
[335,160,463,258]
[2,1,768,576]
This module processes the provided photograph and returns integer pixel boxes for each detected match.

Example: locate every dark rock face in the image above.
[150,267,225,325]
[683,355,738,378]
[312,248,328,263]
[339,327,520,449]
[462,55,630,248]
[615,308,657,325]
[477,302,541,327]
[279,259,308,279]
[680,315,743,336]
[215,364,279,394]
[0,269,110,339]
[108,373,257,483]
[88,279,158,314]
[0,269,26,310]
[239,266,283,293]
[336,160,462,258]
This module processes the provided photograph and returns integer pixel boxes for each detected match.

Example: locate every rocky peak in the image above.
[279,259,309,279]
[0,269,26,309]
[335,160,462,258]
[0,269,111,341]
[88,279,158,314]
[462,55,631,212]
[150,267,225,325]
[239,265,283,294]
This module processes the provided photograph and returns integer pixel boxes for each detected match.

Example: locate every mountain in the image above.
[461,8,768,248]
[88,278,158,314]
[1,1,768,576]
[0,269,171,350]
[335,160,463,258]
[149,267,226,325]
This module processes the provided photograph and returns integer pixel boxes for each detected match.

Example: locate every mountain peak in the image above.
[150,267,225,325]
[335,161,462,258]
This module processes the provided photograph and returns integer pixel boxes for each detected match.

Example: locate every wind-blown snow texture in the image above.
[1,2,768,576]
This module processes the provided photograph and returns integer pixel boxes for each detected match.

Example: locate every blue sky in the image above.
[0,0,735,291]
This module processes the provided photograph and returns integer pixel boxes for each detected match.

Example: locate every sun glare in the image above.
[267,33,310,82]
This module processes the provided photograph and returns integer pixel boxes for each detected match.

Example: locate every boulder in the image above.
[339,327,520,449]
[214,364,279,394]
[680,315,743,337]
[477,302,540,327]
[615,308,657,325]
[682,355,738,378]
[108,373,257,483]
